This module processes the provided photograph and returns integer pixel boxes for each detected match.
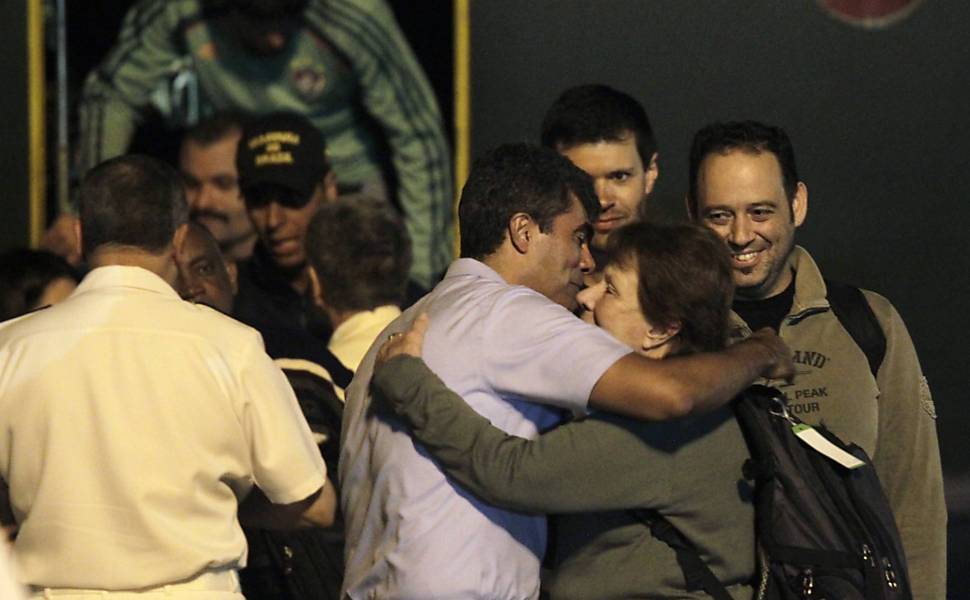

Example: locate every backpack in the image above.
[633,384,912,600]
[824,280,886,378]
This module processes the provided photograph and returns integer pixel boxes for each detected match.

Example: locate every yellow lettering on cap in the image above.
[255,151,294,166]
[248,131,301,149]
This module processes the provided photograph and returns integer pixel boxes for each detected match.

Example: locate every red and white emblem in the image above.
[817,0,925,29]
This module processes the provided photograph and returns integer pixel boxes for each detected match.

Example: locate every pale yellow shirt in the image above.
[327,305,401,372]
[0,266,326,590]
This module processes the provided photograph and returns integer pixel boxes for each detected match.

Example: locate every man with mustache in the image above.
[68,0,452,294]
[179,112,257,263]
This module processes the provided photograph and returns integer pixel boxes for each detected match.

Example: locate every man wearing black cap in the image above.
[233,111,337,341]
[61,0,452,295]
[231,111,351,600]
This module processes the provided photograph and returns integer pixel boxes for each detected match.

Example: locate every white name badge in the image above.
[792,423,865,470]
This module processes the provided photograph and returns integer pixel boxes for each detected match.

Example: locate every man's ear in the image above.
[307,265,325,308]
[73,217,84,260]
[643,152,659,197]
[642,321,682,352]
[791,182,808,227]
[172,223,190,260]
[323,171,338,203]
[508,212,536,254]
[225,259,239,296]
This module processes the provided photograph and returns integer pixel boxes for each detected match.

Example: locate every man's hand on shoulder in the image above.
[744,328,795,383]
[376,313,428,366]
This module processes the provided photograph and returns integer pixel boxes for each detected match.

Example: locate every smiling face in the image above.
[525,196,596,312]
[693,149,806,300]
[581,262,653,351]
[560,134,657,251]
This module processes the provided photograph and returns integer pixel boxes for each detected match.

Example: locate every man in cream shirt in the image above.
[0,155,335,598]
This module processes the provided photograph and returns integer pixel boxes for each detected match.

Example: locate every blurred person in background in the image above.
[51,0,452,294]
[305,195,412,371]
[0,249,79,322]
[180,112,257,263]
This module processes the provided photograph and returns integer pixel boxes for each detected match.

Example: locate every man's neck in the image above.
[733,277,797,333]
[254,243,310,295]
[480,252,520,286]
[325,305,360,330]
[89,248,178,286]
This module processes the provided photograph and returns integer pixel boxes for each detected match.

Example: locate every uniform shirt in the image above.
[327,304,400,372]
[340,259,631,599]
[78,0,453,288]
[0,266,326,590]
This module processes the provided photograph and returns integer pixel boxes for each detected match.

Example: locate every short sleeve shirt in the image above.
[0,266,326,590]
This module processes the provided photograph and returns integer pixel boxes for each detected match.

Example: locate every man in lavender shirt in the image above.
[340,143,793,599]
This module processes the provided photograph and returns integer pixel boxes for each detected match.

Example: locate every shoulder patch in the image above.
[919,376,936,419]
[24,303,54,315]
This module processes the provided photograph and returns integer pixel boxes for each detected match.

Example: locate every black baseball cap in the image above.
[236,111,329,206]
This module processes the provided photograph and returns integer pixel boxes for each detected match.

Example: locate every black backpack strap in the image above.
[824,279,886,378]
[630,509,733,600]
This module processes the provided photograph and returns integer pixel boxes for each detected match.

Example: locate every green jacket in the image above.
[373,355,756,600]
[738,246,947,600]
[79,0,453,288]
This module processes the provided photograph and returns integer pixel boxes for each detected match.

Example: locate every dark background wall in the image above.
[2,0,963,590]
[468,0,968,590]
[0,1,33,248]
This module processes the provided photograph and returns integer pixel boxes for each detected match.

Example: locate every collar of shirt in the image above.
[330,305,401,348]
[444,258,505,283]
[75,265,180,299]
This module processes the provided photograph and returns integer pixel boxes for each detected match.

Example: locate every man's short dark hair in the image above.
[458,143,599,260]
[687,120,800,218]
[608,221,734,353]
[305,196,412,312]
[182,111,246,148]
[540,84,657,168]
[0,248,79,321]
[79,155,189,257]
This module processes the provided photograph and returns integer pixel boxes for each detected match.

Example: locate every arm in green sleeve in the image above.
[371,355,671,514]
[77,0,191,176]
[315,0,454,289]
